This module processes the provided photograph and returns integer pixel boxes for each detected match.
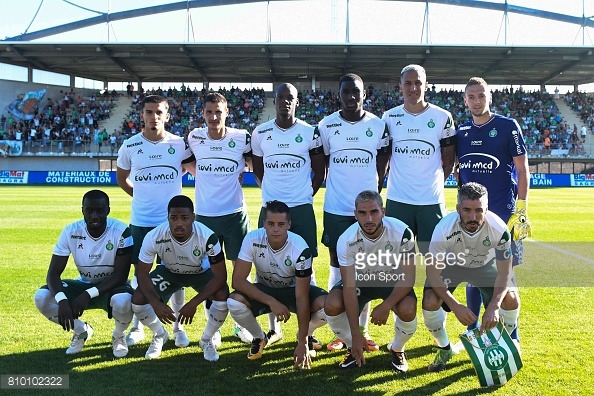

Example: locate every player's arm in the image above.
[231,258,291,321]
[507,153,531,240]
[340,262,368,365]
[182,159,196,177]
[178,252,227,324]
[440,143,456,182]
[514,153,529,200]
[481,232,513,333]
[376,125,391,193]
[294,274,312,369]
[370,228,415,325]
[251,155,264,188]
[116,166,133,197]
[47,254,75,331]
[70,239,133,319]
[310,151,326,196]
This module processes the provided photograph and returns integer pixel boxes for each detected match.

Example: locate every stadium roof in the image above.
[1,42,594,87]
[0,42,594,85]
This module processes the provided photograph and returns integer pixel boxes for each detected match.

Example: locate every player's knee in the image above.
[501,291,520,310]
[323,290,344,316]
[421,290,441,311]
[131,289,148,305]
[227,292,248,306]
[212,285,230,301]
[110,293,132,313]
[395,297,417,322]
[310,295,326,312]
[34,288,53,312]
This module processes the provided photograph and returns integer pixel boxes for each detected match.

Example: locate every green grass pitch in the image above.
[0,186,592,395]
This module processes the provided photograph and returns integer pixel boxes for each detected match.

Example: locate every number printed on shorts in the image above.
[151,274,171,292]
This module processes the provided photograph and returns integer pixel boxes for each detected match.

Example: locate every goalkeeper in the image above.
[455,77,531,341]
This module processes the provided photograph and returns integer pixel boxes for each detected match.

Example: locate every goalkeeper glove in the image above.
[506,199,532,241]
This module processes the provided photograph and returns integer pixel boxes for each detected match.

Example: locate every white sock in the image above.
[268,312,282,334]
[170,288,185,332]
[359,302,371,334]
[202,300,228,341]
[328,266,341,290]
[110,293,133,336]
[500,307,519,335]
[325,311,352,348]
[34,288,59,324]
[227,298,265,340]
[391,316,417,351]
[132,303,166,335]
[73,319,86,334]
[307,308,327,336]
[423,308,449,348]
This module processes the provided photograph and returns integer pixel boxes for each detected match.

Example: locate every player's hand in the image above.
[57,300,75,331]
[480,306,500,334]
[451,302,478,327]
[152,301,177,324]
[71,292,91,319]
[293,341,312,370]
[270,301,291,323]
[177,301,199,325]
[370,302,391,326]
[351,332,369,367]
[506,199,532,241]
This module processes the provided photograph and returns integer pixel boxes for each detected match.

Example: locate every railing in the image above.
[0,139,119,156]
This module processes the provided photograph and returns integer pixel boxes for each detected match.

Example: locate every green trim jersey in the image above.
[187,127,251,216]
[383,103,456,205]
[337,217,415,270]
[251,119,322,207]
[429,211,512,268]
[117,132,193,226]
[53,218,133,285]
[139,221,222,275]
[237,228,312,288]
[319,111,390,216]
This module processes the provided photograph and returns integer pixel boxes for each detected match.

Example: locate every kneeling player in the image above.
[131,195,229,361]
[227,200,327,369]
[34,190,134,358]
[422,182,520,372]
[324,191,417,372]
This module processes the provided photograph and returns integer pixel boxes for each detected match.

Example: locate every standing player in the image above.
[324,191,417,372]
[227,201,327,367]
[382,64,456,255]
[456,77,530,338]
[186,92,253,344]
[131,195,229,360]
[34,190,134,358]
[251,82,325,347]
[116,95,195,348]
[318,73,391,351]
[422,182,519,371]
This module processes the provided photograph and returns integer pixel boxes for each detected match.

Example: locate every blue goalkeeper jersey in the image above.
[456,114,527,222]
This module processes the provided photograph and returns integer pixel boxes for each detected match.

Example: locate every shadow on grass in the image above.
[0,336,491,396]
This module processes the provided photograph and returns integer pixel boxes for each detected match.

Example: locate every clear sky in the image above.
[1,0,594,91]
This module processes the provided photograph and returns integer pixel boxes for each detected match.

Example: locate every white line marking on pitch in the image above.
[525,238,594,265]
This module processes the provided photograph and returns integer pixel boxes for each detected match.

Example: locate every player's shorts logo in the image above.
[427,119,435,128]
[489,129,498,137]
[365,128,373,137]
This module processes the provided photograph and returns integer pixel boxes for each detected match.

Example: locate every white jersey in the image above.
[117,132,193,226]
[383,103,456,205]
[237,228,312,288]
[187,127,251,216]
[139,221,222,275]
[429,211,511,268]
[53,218,133,285]
[319,111,390,215]
[337,217,415,270]
[251,119,322,207]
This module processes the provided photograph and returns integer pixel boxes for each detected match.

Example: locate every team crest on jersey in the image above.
[168,145,175,154]
[365,128,373,137]
[385,242,393,251]
[228,139,236,148]
[106,240,114,251]
[193,247,201,256]
[427,119,436,128]
[483,236,491,246]
[284,256,292,266]
[295,134,303,143]
[489,129,498,137]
